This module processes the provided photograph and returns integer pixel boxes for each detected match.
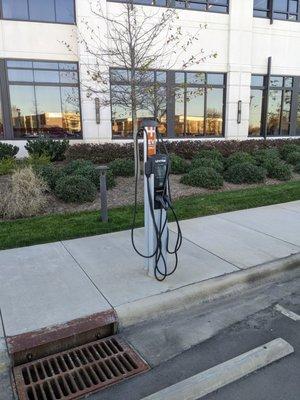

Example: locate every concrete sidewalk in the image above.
[0,201,300,358]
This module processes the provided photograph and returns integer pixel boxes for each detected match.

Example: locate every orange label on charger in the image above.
[147,127,156,157]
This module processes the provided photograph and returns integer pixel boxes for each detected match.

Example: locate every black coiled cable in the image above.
[131,127,182,281]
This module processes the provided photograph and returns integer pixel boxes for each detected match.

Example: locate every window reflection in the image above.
[0,95,3,139]
[186,88,204,136]
[206,88,223,135]
[267,90,282,136]
[2,0,75,24]
[8,61,81,139]
[249,89,263,136]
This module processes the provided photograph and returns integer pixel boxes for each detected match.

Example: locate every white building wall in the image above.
[1,0,300,151]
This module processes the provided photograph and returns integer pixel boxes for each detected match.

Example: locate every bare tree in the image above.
[64,0,217,168]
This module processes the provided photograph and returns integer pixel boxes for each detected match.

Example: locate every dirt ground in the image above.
[1,173,297,218]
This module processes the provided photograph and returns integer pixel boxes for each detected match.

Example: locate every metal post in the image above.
[96,166,109,223]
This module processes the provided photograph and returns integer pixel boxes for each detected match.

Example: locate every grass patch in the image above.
[0,181,299,251]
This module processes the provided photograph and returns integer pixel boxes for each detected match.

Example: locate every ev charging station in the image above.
[131,119,182,281]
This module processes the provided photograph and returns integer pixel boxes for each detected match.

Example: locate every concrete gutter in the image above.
[116,252,300,328]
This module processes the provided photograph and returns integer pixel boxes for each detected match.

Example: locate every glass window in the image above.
[110,69,225,138]
[249,90,264,136]
[0,95,3,139]
[108,0,229,13]
[206,88,223,135]
[10,85,38,138]
[254,0,300,21]
[7,60,81,139]
[2,0,75,24]
[249,74,295,137]
[2,0,29,20]
[297,94,300,135]
[186,88,205,136]
[28,0,55,22]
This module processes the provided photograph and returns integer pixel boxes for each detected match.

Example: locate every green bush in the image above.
[181,167,223,189]
[294,162,300,174]
[54,175,97,203]
[191,157,223,173]
[194,149,223,162]
[263,160,292,181]
[25,138,69,161]
[225,152,255,169]
[62,160,100,187]
[106,170,116,189]
[109,158,135,177]
[280,143,300,160]
[36,164,64,190]
[253,148,280,166]
[0,143,19,160]
[169,154,189,174]
[224,162,266,184]
[0,157,16,175]
[286,151,300,165]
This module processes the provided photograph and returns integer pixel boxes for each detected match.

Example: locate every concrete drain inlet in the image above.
[14,335,149,400]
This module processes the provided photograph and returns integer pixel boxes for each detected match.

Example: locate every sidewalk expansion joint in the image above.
[60,241,114,310]
[168,226,242,271]
[218,215,300,249]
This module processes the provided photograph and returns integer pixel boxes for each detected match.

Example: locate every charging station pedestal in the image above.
[143,120,168,278]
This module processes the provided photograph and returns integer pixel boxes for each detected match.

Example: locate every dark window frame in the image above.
[253,0,300,23]
[1,58,82,140]
[110,67,227,139]
[249,73,300,137]
[107,0,229,14]
[0,0,77,25]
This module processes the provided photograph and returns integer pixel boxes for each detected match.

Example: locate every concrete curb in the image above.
[116,252,300,328]
[140,338,294,400]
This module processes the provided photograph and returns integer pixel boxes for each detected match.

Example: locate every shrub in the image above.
[25,138,69,161]
[169,154,189,174]
[191,157,223,173]
[180,167,223,189]
[286,151,300,165]
[194,149,223,162]
[106,169,116,189]
[0,158,16,175]
[224,162,266,184]
[62,160,100,187]
[109,158,135,177]
[263,160,292,181]
[280,143,300,160]
[0,143,19,160]
[0,167,48,219]
[253,148,280,166]
[225,152,255,169]
[294,162,300,174]
[65,139,300,162]
[54,175,97,203]
[36,164,64,190]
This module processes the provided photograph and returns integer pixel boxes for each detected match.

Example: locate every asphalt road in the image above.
[91,278,300,400]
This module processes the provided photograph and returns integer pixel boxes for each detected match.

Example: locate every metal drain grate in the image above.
[14,335,149,400]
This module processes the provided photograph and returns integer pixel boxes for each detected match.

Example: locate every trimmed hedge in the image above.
[294,162,300,174]
[54,175,97,203]
[193,149,223,162]
[62,160,100,188]
[169,154,189,174]
[25,138,69,161]
[0,143,19,159]
[36,164,64,190]
[109,158,135,177]
[263,160,292,181]
[286,151,300,166]
[225,151,256,169]
[65,139,300,163]
[181,167,224,189]
[280,143,300,160]
[253,148,280,165]
[191,157,223,173]
[225,162,266,184]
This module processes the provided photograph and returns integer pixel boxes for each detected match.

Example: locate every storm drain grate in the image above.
[14,335,149,400]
